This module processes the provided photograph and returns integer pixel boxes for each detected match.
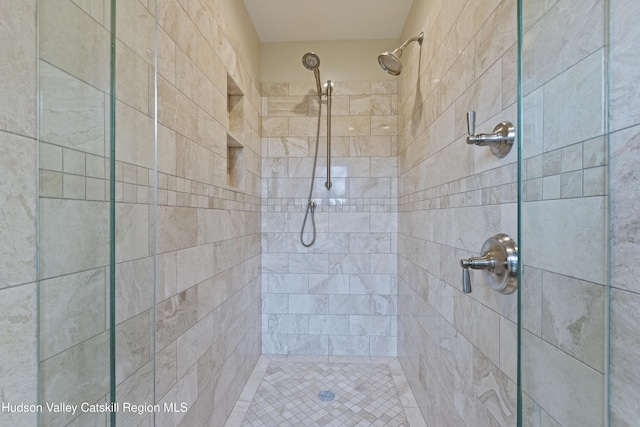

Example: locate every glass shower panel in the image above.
[518,0,610,426]
[37,0,113,425]
[112,0,157,425]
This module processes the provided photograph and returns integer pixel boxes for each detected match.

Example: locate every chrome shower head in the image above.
[302,52,320,71]
[378,32,424,76]
[302,52,323,96]
[378,50,403,76]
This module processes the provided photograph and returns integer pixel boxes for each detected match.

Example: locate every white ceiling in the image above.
[243,0,414,43]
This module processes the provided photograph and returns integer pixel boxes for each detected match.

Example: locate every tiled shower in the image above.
[261,80,398,357]
[1,0,639,427]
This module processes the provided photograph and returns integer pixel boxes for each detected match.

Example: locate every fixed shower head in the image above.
[302,52,320,71]
[378,32,424,76]
[378,51,403,76]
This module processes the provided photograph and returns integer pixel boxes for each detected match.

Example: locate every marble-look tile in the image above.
[115,101,154,169]
[116,309,151,385]
[157,76,198,143]
[40,268,106,359]
[610,288,640,427]
[610,0,640,132]
[499,317,518,382]
[521,0,604,94]
[268,314,308,335]
[0,283,37,426]
[329,294,370,315]
[157,0,197,59]
[521,330,604,427]
[0,133,36,288]
[156,286,198,349]
[156,364,198,427]
[349,95,393,116]
[176,314,214,379]
[288,294,328,314]
[40,61,107,156]
[0,0,36,137]
[349,315,391,336]
[116,202,150,263]
[473,348,517,426]
[156,206,198,253]
[40,0,110,92]
[522,198,607,284]
[308,315,349,335]
[176,243,214,293]
[41,332,110,426]
[611,125,640,294]
[474,0,517,78]
[39,199,109,279]
[543,50,604,151]
[541,271,605,370]
[288,334,329,355]
[328,335,369,356]
[115,256,154,324]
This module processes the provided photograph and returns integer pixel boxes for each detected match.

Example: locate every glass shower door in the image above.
[517,0,610,426]
[37,0,114,425]
[37,0,157,425]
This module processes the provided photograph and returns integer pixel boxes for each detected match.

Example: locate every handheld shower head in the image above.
[302,52,323,96]
[302,52,320,71]
[378,32,424,76]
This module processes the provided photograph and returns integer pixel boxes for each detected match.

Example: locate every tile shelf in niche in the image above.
[227,133,244,190]
[227,74,245,191]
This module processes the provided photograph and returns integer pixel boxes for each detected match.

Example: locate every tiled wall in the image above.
[396,0,519,425]
[3,1,640,426]
[150,0,263,425]
[1,0,262,426]
[37,0,113,423]
[519,1,609,426]
[0,0,38,426]
[261,80,399,357]
[609,0,640,424]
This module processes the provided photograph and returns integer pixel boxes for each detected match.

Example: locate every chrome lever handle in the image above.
[459,234,518,295]
[466,110,476,136]
[465,110,515,158]
[462,264,472,293]
[460,254,496,293]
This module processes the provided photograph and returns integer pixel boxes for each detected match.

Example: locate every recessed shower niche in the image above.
[227,74,245,190]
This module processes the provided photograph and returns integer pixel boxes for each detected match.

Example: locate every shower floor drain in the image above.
[318,390,335,401]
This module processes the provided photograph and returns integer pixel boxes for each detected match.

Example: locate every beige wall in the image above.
[261,40,399,83]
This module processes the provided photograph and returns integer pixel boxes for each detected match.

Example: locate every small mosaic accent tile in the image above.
[238,359,410,427]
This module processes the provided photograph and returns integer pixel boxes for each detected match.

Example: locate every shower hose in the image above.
[300,94,323,247]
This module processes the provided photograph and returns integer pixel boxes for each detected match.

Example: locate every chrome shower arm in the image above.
[396,32,424,55]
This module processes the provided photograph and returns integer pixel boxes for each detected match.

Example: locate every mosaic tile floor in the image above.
[224,356,427,427]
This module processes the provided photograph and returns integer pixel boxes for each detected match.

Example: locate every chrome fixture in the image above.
[301,53,333,246]
[459,233,518,295]
[324,80,333,190]
[302,52,323,97]
[465,111,515,158]
[378,32,424,76]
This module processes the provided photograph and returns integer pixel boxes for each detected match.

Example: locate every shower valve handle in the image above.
[459,234,518,295]
[460,255,495,293]
[466,110,476,136]
[465,110,515,158]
